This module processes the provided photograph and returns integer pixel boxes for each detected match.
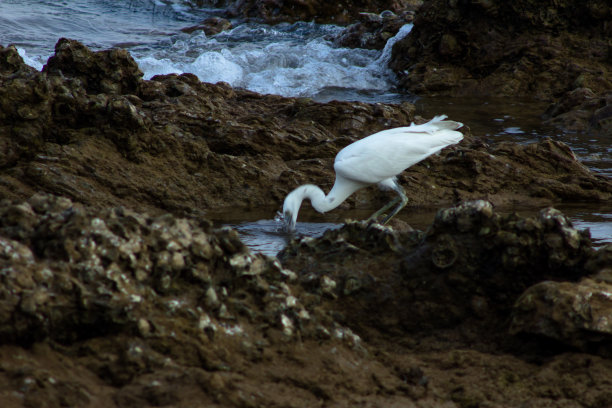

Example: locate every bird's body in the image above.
[281,115,463,230]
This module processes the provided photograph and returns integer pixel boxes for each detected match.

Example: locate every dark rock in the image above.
[511,277,612,352]
[279,201,594,338]
[333,9,417,50]
[181,17,233,36]
[44,38,143,95]
[0,40,610,220]
[0,192,345,348]
[389,0,612,132]
[0,45,36,75]
[0,194,611,405]
[0,27,612,408]
[224,0,417,25]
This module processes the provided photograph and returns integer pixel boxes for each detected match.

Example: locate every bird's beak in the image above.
[284,210,296,232]
[276,210,296,232]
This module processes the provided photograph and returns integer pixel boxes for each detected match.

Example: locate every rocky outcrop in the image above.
[1,196,611,406]
[511,244,612,351]
[511,278,612,353]
[333,9,416,50]
[1,40,610,221]
[0,40,415,217]
[279,201,597,339]
[181,17,233,36]
[0,193,369,406]
[222,0,420,25]
[389,0,612,133]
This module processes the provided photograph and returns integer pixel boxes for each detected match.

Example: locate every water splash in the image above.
[135,23,414,100]
[17,48,44,71]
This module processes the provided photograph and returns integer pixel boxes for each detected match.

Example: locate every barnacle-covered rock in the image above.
[0,194,611,406]
[0,193,352,348]
[389,0,612,133]
[333,9,416,50]
[280,201,594,339]
[511,278,612,352]
[224,0,417,25]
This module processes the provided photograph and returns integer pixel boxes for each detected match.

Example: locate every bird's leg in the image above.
[367,196,401,222]
[381,185,409,225]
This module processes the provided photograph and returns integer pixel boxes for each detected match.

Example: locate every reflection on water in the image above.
[227,219,341,257]
[556,203,612,248]
[416,96,612,177]
[215,204,612,256]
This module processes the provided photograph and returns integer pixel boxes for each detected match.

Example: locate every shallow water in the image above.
[2,1,610,253]
[215,204,612,257]
[416,96,612,178]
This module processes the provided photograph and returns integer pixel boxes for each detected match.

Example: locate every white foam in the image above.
[135,23,414,99]
[17,48,44,71]
[136,56,184,78]
[190,50,244,84]
[373,23,413,67]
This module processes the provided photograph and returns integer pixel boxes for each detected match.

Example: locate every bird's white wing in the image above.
[334,127,463,184]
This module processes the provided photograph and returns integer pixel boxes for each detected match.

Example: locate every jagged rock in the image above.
[44,38,143,95]
[0,45,36,75]
[0,192,341,346]
[280,201,595,339]
[1,39,610,219]
[333,9,417,50]
[181,17,233,36]
[0,194,612,406]
[389,0,612,132]
[223,0,418,25]
[511,277,612,353]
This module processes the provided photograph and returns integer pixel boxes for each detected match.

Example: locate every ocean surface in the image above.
[1,0,610,253]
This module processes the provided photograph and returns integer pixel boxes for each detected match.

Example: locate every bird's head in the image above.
[278,185,323,232]
[281,190,301,232]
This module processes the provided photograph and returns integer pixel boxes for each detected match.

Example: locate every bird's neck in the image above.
[299,177,364,213]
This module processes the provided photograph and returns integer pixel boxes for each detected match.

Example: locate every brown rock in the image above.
[181,17,233,36]
[333,10,416,50]
[511,277,612,352]
[280,202,595,337]
[389,0,612,131]
[225,0,417,25]
[0,39,610,220]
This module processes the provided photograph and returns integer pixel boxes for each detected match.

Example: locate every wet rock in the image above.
[224,0,416,25]
[0,193,332,346]
[0,194,611,406]
[0,39,610,220]
[181,17,233,36]
[511,278,612,352]
[586,244,612,283]
[0,45,36,75]
[44,38,143,95]
[333,9,417,50]
[280,201,594,337]
[389,0,612,131]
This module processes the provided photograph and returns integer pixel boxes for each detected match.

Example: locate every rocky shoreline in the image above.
[0,194,610,406]
[1,0,612,406]
[389,0,612,134]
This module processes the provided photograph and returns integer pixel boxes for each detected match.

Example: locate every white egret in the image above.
[280,115,464,231]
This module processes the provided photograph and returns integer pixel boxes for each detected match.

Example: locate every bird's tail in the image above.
[426,115,463,131]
